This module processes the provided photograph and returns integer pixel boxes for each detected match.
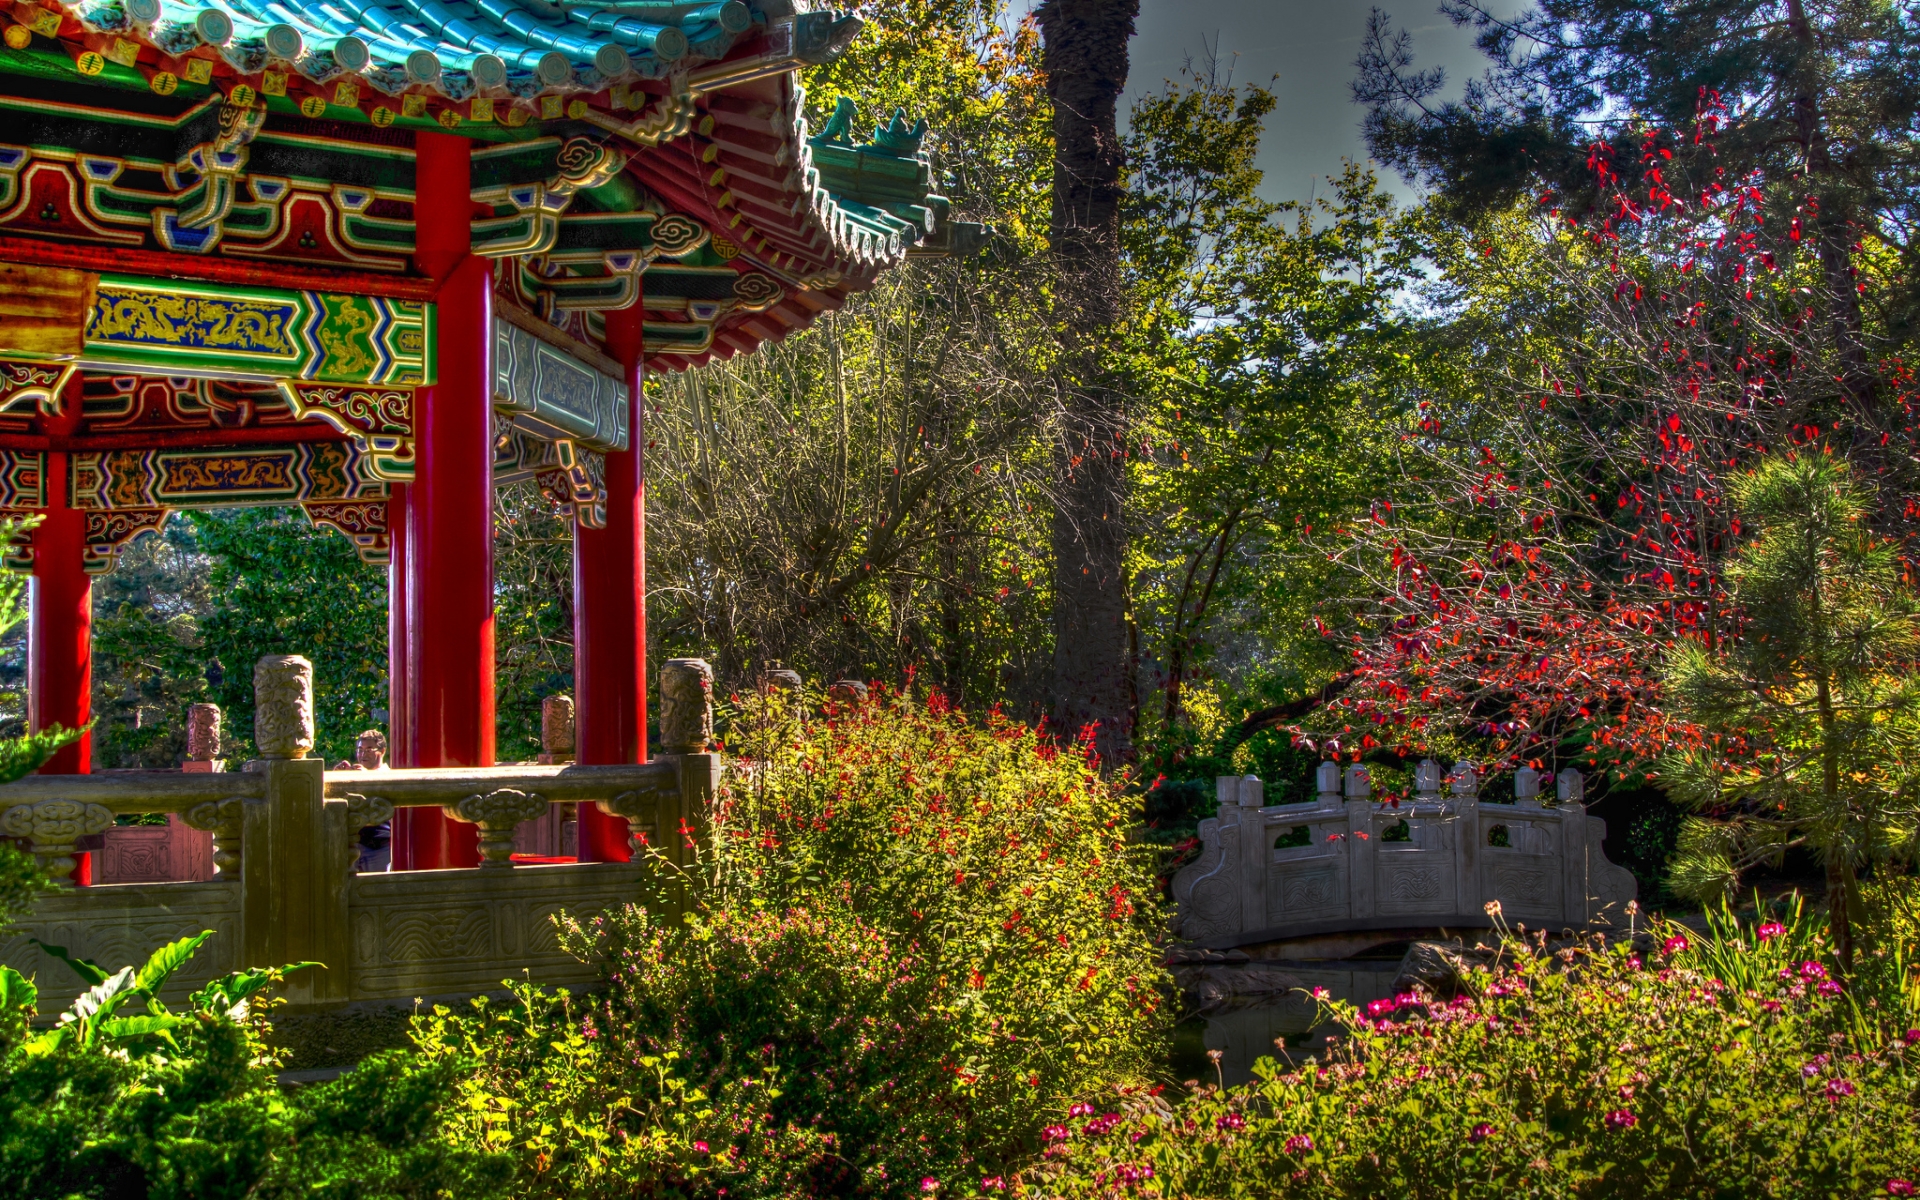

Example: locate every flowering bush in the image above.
[418,691,1167,1197]
[1017,919,1920,1198]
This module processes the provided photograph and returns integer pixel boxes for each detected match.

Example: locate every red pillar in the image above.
[574,307,648,863]
[31,385,89,777]
[398,130,490,869]
[387,482,412,769]
[385,484,415,870]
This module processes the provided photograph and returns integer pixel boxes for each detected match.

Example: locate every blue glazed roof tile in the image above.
[63,0,784,95]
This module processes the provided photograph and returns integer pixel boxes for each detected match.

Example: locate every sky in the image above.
[1015,0,1523,207]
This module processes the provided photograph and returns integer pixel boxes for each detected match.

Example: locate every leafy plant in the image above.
[1019,922,1920,1198]
[0,932,510,1198]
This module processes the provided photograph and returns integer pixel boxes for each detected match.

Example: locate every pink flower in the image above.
[1042,1125,1068,1143]
[1905,1029,1920,1045]
[693,1141,710,1153]
[1311,986,1330,999]
[1887,1180,1915,1196]
[1626,955,1643,970]
[1817,979,1845,997]
[1069,1102,1094,1117]
[921,1179,939,1192]
[1828,1078,1856,1098]
[980,1178,1006,1192]
[1216,1112,1246,1131]
[1762,1000,1784,1013]
[1284,1134,1313,1155]
[1800,961,1828,981]
[1758,922,1786,941]
[1662,934,1690,955]
[1604,1109,1637,1130]
[1468,1122,1494,1143]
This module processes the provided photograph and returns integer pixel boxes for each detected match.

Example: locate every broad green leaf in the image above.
[66,965,138,1041]
[0,964,36,1013]
[134,931,212,996]
[31,939,108,986]
[98,1013,187,1042]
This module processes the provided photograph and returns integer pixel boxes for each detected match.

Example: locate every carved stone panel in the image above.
[1376,859,1454,916]
[347,863,640,1001]
[1267,860,1345,925]
[0,881,238,1014]
[1487,857,1562,922]
[1171,813,1242,943]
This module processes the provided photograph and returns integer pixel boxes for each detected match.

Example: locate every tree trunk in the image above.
[1038,0,1138,763]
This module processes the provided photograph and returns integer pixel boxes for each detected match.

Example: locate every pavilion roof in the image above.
[0,0,984,370]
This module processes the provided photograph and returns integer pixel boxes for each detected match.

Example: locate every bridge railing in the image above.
[0,656,720,1013]
[1171,761,1638,948]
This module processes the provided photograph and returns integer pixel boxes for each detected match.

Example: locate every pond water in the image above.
[1168,954,1406,1088]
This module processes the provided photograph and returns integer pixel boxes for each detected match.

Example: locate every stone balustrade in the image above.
[1171,761,1638,947]
[0,655,720,1014]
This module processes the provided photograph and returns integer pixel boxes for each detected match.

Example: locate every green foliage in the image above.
[1120,66,1410,775]
[1020,920,1920,1198]
[0,933,510,1198]
[89,519,214,768]
[191,507,387,764]
[418,694,1168,1196]
[1662,452,1920,957]
[647,3,1059,704]
[493,480,576,760]
[0,845,47,930]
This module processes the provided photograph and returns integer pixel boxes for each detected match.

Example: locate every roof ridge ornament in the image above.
[869,107,926,158]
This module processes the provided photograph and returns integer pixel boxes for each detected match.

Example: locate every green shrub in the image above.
[1017,915,1920,1198]
[417,690,1169,1197]
[0,935,509,1199]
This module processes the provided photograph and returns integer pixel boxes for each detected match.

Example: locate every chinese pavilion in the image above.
[0,0,976,868]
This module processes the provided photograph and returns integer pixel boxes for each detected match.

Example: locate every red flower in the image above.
[1757,921,1786,940]
[1662,934,1689,955]
[1887,1180,1914,1196]
[693,1141,710,1153]
[1468,1122,1494,1143]
[1604,1109,1637,1130]
[1216,1112,1246,1131]
[1828,1078,1856,1098]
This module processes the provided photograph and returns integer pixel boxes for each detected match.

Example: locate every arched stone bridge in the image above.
[1171,761,1638,949]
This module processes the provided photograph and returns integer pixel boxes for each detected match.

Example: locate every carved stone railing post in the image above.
[1314,760,1341,809]
[242,756,348,1007]
[1,798,112,881]
[444,788,549,866]
[1513,765,1543,808]
[539,694,575,765]
[184,702,224,773]
[1556,769,1585,805]
[1413,758,1443,805]
[254,654,315,760]
[1343,764,1373,921]
[659,658,713,754]
[1450,760,1480,916]
[1228,775,1265,933]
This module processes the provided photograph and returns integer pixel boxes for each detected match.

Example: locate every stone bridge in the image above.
[1171,761,1637,949]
